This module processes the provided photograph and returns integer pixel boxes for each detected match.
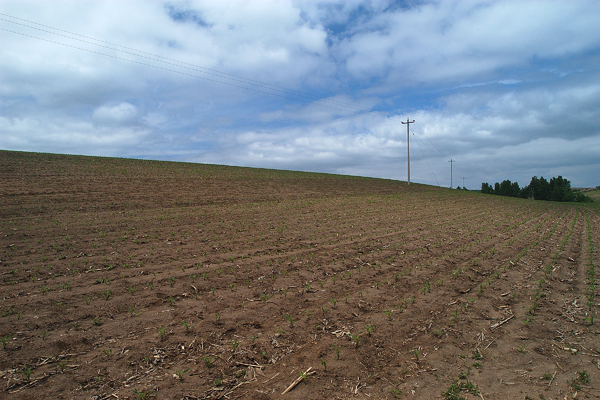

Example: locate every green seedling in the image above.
[383,310,393,320]
[390,387,403,398]
[168,277,175,287]
[298,371,309,382]
[320,357,327,370]
[285,314,294,328]
[182,320,192,333]
[84,297,91,305]
[569,370,590,390]
[422,280,431,294]
[158,326,166,341]
[365,324,376,336]
[169,296,175,306]
[129,306,139,317]
[215,311,220,322]
[132,389,149,400]
[175,368,190,381]
[332,344,341,360]
[202,356,216,367]
[101,289,112,300]
[231,339,239,352]
[350,333,361,347]
[93,317,102,326]
[214,378,222,387]
[450,308,458,324]
[21,366,33,382]
[128,286,137,295]
[57,360,68,373]
[103,348,112,357]
[1,335,13,350]
[412,348,420,362]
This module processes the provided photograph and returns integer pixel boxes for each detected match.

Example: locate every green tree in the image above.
[481,182,494,194]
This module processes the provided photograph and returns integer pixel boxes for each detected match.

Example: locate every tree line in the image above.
[480,176,593,202]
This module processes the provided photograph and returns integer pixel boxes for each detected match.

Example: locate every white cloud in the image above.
[92,102,140,126]
[1,0,599,187]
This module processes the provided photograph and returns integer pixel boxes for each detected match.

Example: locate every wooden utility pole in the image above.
[401,118,415,185]
[448,159,454,188]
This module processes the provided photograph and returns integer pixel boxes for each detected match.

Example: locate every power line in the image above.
[413,121,470,189]
[0,13,370,113]
[2,27,369,114]
[412,132,439,186]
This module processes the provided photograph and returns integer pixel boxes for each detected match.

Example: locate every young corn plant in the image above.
[412,348,420,362]
[158,327,166,341]
[21,366,33,382]
[129,306,139,317]
[132,389,149,400]
[174,368,190,381]
[332,344,341,360]
[1,335,12,350]
[284,314,294,328]
[365,324,376,336]
[202,356,216,368]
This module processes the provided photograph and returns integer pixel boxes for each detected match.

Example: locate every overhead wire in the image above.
[0,13,371,113]
[412,121,470,189]
[411,131,439,186]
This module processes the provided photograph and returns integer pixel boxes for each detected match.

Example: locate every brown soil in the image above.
[1,150,599,400]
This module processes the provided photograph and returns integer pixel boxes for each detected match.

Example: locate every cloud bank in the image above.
[1,0,599,188]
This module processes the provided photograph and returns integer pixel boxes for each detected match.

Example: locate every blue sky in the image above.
[1,0,599,188]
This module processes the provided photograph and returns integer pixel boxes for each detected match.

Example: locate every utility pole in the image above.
[448,159,454,188]
[401,118,415,185]
[462,177,465,189]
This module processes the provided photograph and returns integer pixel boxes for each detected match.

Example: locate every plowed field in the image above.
[1,151,599,399]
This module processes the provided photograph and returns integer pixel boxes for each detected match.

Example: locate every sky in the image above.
[1,0,599,189]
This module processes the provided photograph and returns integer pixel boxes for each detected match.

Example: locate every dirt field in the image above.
[1,150,599,400]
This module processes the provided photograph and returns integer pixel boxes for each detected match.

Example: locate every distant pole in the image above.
[401,118,415,185]
[462,177,465,189]
[448,159,454,188]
